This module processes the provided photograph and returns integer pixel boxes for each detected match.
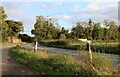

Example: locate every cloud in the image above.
[82,3,100,14]
[2,3,25,17]
[54,2,64,5]
[5,8,23,17]
[89,0,110,2]
[53,15,71,21]
[69,2,100,15]
[102,5,118,19]
[39,2,64,13]
[69,7,81,14]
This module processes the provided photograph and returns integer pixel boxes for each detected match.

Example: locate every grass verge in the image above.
[11,45,118,76]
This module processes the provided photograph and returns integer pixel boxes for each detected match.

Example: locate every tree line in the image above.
[32,16,119,42]
[0,6,119,43]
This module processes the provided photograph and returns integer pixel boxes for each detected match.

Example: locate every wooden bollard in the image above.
[86,41,92,64]
[34,41,38,53]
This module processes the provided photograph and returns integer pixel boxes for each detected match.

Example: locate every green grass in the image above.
[40,40,119,55]
[10,45,118,76]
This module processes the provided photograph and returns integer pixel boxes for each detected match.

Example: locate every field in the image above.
[40,39,120,55]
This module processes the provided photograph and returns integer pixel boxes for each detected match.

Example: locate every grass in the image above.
[40,40,119,55]
[10,45,118,76]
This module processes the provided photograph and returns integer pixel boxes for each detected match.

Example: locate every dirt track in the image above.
[1,45,41,76]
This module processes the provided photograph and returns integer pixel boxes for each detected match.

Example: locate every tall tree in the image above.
[32,16,57,41]
[108,21,118,40]
[61,27,69,38]
[88,19,94,40]
[92,23,103,40]
[0,6,9,41]
[71,22,84,39]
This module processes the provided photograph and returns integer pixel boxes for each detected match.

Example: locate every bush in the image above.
[59,34,66,40]
[40,40,69,46]
[92,53,114,74]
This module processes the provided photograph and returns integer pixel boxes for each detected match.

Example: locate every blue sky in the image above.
[1,0,119,36]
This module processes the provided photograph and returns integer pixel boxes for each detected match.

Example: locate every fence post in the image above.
[87,42,92,63]
[34,41,38,53]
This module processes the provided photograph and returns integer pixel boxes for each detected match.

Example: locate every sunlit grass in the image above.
[10,45,119,76]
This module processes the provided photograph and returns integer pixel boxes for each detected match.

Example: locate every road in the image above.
[21,43,120,64]
[1,43,119,75]
[0,44,40,76]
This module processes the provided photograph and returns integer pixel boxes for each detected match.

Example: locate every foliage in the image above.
[92,53,114,74]
[6,20,23,37]
[18,34,33,43]
[0,6,7,20]
[71,22,84,39]
[0,6,9,41]
[32,16,57,40]
[0,6,24,42]
[40,40,119,55]
[59,33,66,40]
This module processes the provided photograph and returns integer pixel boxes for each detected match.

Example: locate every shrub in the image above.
[40,40,69,46]
[77,50,115,75]
[59,34,66,40]
[92,53,115,74]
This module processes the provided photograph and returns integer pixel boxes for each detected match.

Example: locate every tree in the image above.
[61,27,69,38]
[0,6,7,20]
[108,21,118,40]
[103,20,110,45]
[32,16,59,41]
[71,22,84,39]
[6,20,23,43]
[59,33,66,40]
[88,19,94,40]
[92,23,103,40]
[0,6,9,42]
[18,34,33,43]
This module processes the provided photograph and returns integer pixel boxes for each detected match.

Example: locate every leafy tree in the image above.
[88,19,94,40]
[18,34,33,43]
[6,20,23,43]
[60,27,69,39]
[0,6,9,41]
[108,21,118,40]
[32,16,50,41]
[0,6,7,20]
[71,22,84,39]
[92,23,103,40]
[59,33,66,40]
[32,16,61,41]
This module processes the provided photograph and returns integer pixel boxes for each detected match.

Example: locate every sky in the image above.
[1,0,120,36]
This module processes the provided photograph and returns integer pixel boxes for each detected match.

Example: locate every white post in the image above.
[34,41,38,52]
[87,41,92,63]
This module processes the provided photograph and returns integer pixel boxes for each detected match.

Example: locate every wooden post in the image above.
[87,42,92,63]
[34,40,38,53]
